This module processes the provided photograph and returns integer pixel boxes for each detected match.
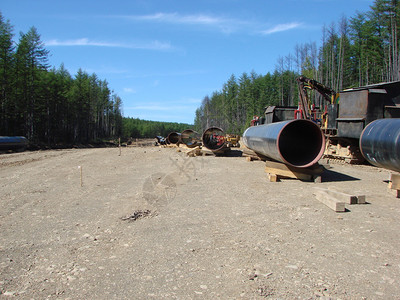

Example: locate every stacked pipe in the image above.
[202,127,228,152]
[242,119,326,168]
[167,132,181,145]
[181,129,201,148]
[359,118,400,173]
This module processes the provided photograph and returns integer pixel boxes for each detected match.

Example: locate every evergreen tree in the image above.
[0,12,15,135]
[14,26,49,141]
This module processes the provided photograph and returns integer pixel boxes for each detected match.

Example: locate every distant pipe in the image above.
[360,118,400,172]
[242,119,325,168]
[0,136,28,151]
[202,127,227,152]
[167,132,181,145]
[181,129,201,148]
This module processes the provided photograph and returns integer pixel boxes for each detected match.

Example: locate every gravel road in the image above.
[0,145,399,299]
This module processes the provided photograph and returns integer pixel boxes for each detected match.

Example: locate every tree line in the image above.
[0,12,124,145]
[0,12,195,145]
[123,117,193,139]
[194,0,399,134]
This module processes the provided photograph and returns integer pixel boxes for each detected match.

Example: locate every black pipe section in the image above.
[181,129,201,148]
[242,119,326,168]
[155,136,167,145]
[202,127,227,152]
[0,136,28,151]
[360,118,400,173]
[167,132,181,145]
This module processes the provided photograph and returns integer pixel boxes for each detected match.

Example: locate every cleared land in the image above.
[0,145,399,299]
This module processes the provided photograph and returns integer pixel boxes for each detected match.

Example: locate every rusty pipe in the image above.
[202,127,227,152]
[242,119,326,168]
[167,132,181,145]
[360,118,400,172]
[181,129,201,148]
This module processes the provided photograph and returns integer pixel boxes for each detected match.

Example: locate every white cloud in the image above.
[126,12,229,26]
[45,38,173,50]
[175,98,202,104]
[117,13,305,36]
[126,99,200,112]
[128,69,207,79]
[118,13,246,34]
[127,105,172,111]
[261,22,302,35]
[123,88,136,93]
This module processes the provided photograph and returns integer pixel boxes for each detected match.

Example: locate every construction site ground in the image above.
[0,143,399,299]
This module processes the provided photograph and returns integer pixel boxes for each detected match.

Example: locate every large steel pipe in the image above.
[181,129,201,148]
[202,127,227,152]
[360,118,400,172]
[167,132,181,145]
[242,119,326,168]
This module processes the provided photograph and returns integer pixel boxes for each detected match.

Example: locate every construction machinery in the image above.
[225,134,240,148]
[263,76,400,163]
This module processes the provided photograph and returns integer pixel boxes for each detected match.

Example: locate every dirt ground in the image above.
[0,144,399,299]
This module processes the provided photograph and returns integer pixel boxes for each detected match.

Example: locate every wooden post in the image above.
[78,166,82,187]
[388,173,400,198]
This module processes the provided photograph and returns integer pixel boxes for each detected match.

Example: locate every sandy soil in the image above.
[0,145,399,299]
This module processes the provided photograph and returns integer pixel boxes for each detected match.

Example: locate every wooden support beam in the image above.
[265,166,312,181]
[388,173,400,198]
[200,148,216,156]
[388,173,400,190]
[356,195,366,204]
[264,160,324,181]
[186,147,202,157]
[313,190,346,212]
[313,175,322,183]
[314,187,366,204]
[268,173,278,182]
[241,148,266,161]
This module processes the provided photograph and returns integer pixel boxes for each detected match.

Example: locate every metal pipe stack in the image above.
[181,129,201,148]
[202,127,228,152]
[167,132,181,145]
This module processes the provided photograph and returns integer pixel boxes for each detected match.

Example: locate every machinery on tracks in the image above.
[262,76,400,163]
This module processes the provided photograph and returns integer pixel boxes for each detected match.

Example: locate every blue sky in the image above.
[2,0,373,124]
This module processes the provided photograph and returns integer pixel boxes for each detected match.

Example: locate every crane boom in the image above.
[296,76,336,120]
